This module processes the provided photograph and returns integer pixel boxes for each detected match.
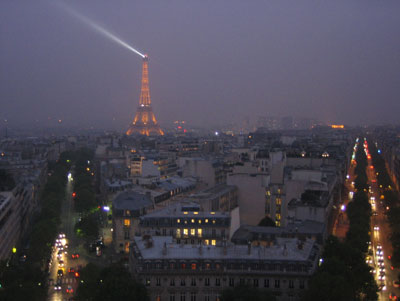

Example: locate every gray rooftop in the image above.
[113,190,153,211]
[133,236,316,262]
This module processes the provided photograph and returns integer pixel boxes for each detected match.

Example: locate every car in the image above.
[71,253,80,259]
[58,260,64,267]
[393,281,400,288]
[57,269,63,277]
[377,245,382,250]
[373,212,378,216]
[54,284,61,291]
[389,292,397,300]
[374,226,379,231]
[68,267,75,274]
[66,285,73,293]
[59,233,66,239]
[96,246,102,257]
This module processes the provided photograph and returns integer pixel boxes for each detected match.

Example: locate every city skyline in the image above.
[1,1,400,130]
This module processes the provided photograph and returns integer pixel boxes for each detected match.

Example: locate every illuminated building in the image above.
[126,55,164,136]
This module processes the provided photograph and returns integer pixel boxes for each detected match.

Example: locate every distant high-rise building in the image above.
[281,116,293,130]
[126,55,164,136]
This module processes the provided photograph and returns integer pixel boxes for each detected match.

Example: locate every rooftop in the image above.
[133,236,317,261]
[112,190,153,211]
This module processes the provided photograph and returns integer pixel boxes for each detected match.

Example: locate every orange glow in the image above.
[331,124,345,129]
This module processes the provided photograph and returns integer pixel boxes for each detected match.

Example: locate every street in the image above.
[368,156,400,300]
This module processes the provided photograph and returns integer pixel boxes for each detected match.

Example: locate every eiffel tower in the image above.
[126,55,164,136]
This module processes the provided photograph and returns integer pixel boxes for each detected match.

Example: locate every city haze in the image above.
[1,0,400,130]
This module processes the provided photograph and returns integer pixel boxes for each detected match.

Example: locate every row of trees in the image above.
[368,139,400,268]
[71,149,100,240]
[75,263,148,301]
[303,138,378,300]
[0,152,73,300]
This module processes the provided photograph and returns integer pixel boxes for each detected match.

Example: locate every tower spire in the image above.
[126,55,164,136]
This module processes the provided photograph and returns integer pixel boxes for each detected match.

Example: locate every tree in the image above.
[76,263,148,301]
[258,216,276,227]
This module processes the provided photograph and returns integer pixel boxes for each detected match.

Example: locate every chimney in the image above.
[162,242,167,255]
[282,243,288,256]
[247,241,251,255]
[223,238,227,256]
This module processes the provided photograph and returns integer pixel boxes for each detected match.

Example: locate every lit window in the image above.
[190,229,195,236]
[183,229,188,236]
[191,263,196,270]
[210,212,215,215]
[198,220,202,224]
[212,220,216,224]
[198,229,202,237]
[183,212,188,215]
[275,213,281,220]
[176,229,181,238]
[211,240,216,246]
[276,198,281,205]
[177,219,181,223]
[205,219,209,223]
[205,240,209,245]
[191,219,195,223]
[124,219,130,227]
[194,212,198,215]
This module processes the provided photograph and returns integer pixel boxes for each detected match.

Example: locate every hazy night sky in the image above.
[1,0,400,130]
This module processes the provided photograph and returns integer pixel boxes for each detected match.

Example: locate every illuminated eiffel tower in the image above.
[126,55,164,136]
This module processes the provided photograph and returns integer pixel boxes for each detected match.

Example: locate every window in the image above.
[205,263,211,270]
[124,231,130,239]
[170,294,175,301]
[198,229,202,237]
[156,278,161,286]
[190,292,196,301]
[212,229,216,236]
[205,219,209,223]
[124,219,130,226]
[253,279,259,287]
[198,219,202,224]
[170,278,175,286]
[205,240,209,245]
[191,278,196,286]
[212,220,216,224]
[191,229,195,236]
[180,292,186,301]
[205,296,210,301]
[215,278,221,286]
[229,278,234,287]
[274,279,280,288]
[276,198,281,205]
[145,278,151,286]
[205,278,210,286]
[181,278,186,286]
[264,279,269,288]
[191,263,196,270]
[181,263,186,269]
[177,219,181,223]
[191,219,195,223]
[176,229,181,238]
[289,280,294,289]
[299,280,305,289]
[183,229,188,236]
[211,240,216,246]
